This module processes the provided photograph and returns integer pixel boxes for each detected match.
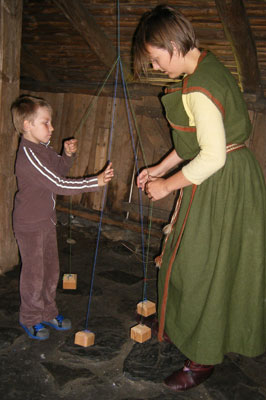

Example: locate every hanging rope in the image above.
[67,197,73,275]
[81,0,155,330]
[85,57,120,330]
[119,59,153,306]
[74,58,120,139]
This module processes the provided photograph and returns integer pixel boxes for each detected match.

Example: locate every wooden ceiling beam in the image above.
[51,0,133,81]
[20,78,161,98]
[20,78,266,112]
[214,0,264,99]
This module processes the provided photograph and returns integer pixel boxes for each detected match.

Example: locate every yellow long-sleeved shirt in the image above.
[181,92,226,185]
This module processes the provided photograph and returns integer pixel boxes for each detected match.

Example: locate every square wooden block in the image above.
[137,300,156,317]
[63,273,77,290]
[74,330,95,347]
[131,324,151,343]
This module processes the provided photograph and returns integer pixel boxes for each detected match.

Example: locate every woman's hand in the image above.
[137,169,149,191]
[137,167,158,191]
[145,178,170,201]
[64,139,78,157]
[98,162,114,186]
[137,150,182,191]
[145,171,193,200]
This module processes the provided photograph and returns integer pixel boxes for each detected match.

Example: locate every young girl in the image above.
[133,5,266,391]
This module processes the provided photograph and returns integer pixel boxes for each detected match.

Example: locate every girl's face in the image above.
[23,107,54,144]
[146,44,186,78]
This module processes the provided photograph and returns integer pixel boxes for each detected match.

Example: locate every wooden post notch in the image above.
[74,330,95,347]
[63,273,77,290]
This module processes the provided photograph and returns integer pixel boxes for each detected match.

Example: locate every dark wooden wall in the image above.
[0,0,22,272]
[247,110,266,176]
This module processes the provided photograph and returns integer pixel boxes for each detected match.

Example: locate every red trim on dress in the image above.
[169,124,196,132]
[165,50,225,118]
[157,143,246,342]
[158,184,197,342]
[183,80,225,117]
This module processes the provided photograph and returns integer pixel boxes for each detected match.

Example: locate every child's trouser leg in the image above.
[15,225,59,327]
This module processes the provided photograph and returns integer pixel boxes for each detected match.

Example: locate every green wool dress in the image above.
[157,51,266,365]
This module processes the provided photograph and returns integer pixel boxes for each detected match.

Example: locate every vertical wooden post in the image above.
[0,0,22,272]
[214,0,263,97]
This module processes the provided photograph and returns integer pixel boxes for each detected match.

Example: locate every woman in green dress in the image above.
[133,4,266,391]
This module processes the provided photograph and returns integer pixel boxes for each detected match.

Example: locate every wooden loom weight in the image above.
[63,273,77,290]
[130,196,156,343]
[74,330,95,347]
[130,300,156,343]
[63,201,78,290]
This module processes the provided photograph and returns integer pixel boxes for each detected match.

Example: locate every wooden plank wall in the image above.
[0,0,22,272]
[248,110,266,176]
[20,90,266,225]
[21,90,176,223]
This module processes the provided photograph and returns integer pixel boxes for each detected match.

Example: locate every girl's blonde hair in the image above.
[11,95,52,134]
[133,5,197,78]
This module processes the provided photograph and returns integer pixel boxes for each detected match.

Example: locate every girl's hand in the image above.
[64,139,78,157]
[98,162,114,186]
[137,169,149,190]
[145,178,170,201]
[137,167,158,190]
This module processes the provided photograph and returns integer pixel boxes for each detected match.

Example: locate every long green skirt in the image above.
[158,147,266,364]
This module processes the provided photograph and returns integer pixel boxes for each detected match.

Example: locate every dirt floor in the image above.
[0,209,266,400]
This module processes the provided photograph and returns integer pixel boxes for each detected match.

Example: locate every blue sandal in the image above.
[20,322,49,340]
[42,314,71,331]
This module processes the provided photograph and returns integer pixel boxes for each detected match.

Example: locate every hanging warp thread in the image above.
[83,0,154,331]
[67,197,73,275]
[119,60,153,307]
[84,52,120,330]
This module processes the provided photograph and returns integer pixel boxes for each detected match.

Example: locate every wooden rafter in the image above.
[214,0,263,98]
[51,0,132,81]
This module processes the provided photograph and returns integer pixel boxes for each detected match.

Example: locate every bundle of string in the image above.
[68,0,155,331]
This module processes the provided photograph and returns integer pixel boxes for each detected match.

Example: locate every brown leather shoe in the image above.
[164,360,214,391]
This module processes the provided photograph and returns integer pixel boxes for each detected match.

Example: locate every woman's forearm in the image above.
[145,169,193,201]
[165,169,192,193]
[149,149,183,177]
